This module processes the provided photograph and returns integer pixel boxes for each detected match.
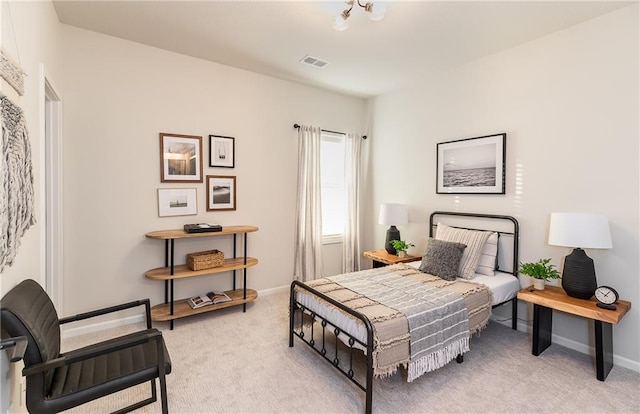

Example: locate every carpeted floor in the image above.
[63,289,640,413]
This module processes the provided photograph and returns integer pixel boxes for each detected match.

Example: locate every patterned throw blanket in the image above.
[302,264,492,381]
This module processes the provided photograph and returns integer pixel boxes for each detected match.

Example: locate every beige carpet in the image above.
[63,290,640,413]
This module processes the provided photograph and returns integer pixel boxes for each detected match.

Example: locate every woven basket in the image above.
[186,249,224,271]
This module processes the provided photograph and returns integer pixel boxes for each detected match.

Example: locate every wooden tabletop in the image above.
[146,225,259,239]
[363,249,421,265]
[517,285,631,324]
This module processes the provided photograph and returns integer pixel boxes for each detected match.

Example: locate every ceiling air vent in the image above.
[299,55,329,68]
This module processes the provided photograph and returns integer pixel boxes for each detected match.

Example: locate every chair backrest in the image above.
[0,279,61,395]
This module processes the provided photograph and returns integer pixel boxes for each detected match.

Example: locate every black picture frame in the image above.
[436,133,506,194]
[209,135,235,168]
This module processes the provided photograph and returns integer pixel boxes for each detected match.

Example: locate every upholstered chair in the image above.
[0,279,171,413]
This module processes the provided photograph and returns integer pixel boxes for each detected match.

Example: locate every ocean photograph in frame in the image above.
[157,188,197,217]
[436,133,506,194]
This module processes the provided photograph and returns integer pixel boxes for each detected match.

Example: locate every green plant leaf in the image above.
[390,239,414,252]
[518,258,560,280]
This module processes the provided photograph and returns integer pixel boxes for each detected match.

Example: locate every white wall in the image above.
[56,24,366,318]
[0,1,60,291]
[1,2,61,412]
[366,5,639,369]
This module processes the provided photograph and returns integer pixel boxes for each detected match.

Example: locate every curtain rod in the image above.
[293,123,367,139]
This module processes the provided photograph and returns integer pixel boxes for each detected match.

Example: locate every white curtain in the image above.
[342,132,363,273]
[293,125,324,282]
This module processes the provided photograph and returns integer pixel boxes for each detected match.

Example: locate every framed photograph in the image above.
[157,188,197,217]
[207,175,236,211]
[209,135,235,168]
[160,133,203,183]
[436,133,506,194]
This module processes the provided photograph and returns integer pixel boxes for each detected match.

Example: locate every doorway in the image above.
[41,65,62,310]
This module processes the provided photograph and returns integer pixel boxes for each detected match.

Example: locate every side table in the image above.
[363,249,421,268]
[517,285,631,381]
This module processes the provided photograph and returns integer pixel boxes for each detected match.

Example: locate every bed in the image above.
[288,211,520,414]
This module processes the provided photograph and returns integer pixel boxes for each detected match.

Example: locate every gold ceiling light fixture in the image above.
[333,0,386,31]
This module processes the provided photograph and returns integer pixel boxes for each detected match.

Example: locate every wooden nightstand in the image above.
[363,249,421,268]
[517,285,631,381]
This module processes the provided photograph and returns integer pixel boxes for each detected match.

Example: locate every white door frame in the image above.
[39,64,63,310]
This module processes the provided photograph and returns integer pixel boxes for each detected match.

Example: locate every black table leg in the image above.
[595,320,614,381]
[372,260,385,268]
[243,233,247,312]
[169,279,174,331]
[169,239,175,331]
[532,304,553,356]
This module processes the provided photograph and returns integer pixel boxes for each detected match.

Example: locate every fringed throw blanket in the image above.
[301,264,492,382]
[0,92,35,272]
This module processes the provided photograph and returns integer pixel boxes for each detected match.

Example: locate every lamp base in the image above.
[561,248,597,299]
[385,226,400,255]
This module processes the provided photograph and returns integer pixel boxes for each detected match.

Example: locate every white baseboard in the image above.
[61,314,145,339]
[492,317,640,374]
[550,328,640,373]
[258,285,289,296]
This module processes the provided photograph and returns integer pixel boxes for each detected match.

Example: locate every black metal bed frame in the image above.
[429,211,520,330]
[289,211,520,414]
[289,280,375,412]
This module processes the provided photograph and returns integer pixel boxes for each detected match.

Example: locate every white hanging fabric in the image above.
[293,125,324,282]
[0,91,36,272]
[342,132,363,273]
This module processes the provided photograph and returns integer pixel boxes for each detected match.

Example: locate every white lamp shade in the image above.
[378,203,408,226]
[548,213,613,249]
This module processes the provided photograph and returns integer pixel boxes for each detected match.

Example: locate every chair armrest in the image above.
[0,336,28,362]
[59,298,152,329]
[23,329,163,377]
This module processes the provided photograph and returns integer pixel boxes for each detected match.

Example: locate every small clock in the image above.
[595,285,619,310]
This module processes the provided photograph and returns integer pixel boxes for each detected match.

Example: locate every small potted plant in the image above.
[518,258,560,290]
[390,240,415,258]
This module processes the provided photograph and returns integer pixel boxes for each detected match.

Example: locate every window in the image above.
[321,131,346,242]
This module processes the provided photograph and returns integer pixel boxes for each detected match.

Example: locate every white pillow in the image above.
[476,232,498,276]
[435,222,492,279]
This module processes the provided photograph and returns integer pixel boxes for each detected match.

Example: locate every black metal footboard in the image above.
[289,280,374,414]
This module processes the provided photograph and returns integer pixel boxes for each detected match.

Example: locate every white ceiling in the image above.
[52,0,633,98]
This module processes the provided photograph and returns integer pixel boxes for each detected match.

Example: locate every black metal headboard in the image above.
[429,211,519,276]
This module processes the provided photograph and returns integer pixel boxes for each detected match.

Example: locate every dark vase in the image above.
[384,226,400,255]
[561,248,597,299]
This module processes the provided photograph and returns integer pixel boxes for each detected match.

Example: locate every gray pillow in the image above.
[418,238,467,281]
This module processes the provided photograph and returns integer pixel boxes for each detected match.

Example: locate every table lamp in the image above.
[548,212,613,299]
[378,203,408,254]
